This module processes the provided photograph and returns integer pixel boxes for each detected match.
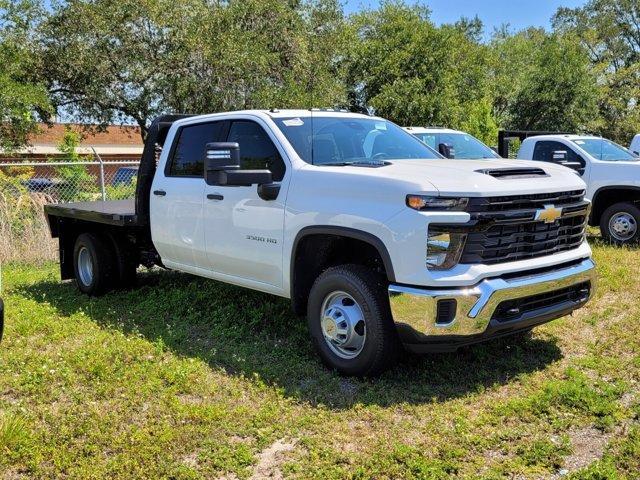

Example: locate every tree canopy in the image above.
[0,0,51,151]
[1,0,638,147]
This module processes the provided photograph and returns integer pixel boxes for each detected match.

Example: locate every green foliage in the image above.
[4,0,639,148]
[0,0,52,150]
[346,2,494,132]
[1,241,640,478]
[0,413,30,454]
[52,127,97,202]
[37,0,348,136]
[105,177,137,200]
[554,0,640,143]
[490,28,599,133]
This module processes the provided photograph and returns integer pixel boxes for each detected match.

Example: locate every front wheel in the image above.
[600,202,640,245]
[307,264,399,376]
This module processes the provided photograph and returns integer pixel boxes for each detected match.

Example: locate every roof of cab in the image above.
[522,134,603,142]
[171,109,382,127]
[403,126,464,134]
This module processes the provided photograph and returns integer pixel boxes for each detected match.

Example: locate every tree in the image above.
[490,28,599,133]
[0,0,51,151]
[345,2,496,143]
[37,0,348,139]
[553,0,640,142]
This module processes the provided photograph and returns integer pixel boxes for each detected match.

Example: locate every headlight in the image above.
[406,195,468,211]
[426,227,467,270]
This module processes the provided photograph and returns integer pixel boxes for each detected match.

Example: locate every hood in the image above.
[359,158,586,196]
[308,158,586,197]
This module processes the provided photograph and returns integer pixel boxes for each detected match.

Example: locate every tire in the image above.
[73,232,117,296]
[307,264,399,377]
[600,202,640,245]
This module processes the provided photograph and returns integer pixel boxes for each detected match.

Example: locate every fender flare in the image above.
[590,185,640,222]
[290,226,396,287]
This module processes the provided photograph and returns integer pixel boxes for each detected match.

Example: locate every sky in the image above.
[344,0,586,36]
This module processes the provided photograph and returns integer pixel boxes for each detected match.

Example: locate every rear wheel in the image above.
[73,233,117,296]
[307,264,399,377]
[600,202,640,245]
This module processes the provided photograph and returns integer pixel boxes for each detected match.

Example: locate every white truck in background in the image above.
[516,134,640,245]
[403,127,500,159]
[44,110,596,376]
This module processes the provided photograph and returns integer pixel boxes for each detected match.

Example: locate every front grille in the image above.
[466,190,585,213]
[459,190,589,265]
[491,281,591,323]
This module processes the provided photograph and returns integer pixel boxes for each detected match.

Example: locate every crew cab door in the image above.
[150,120,226,267]
[203,118,289,290]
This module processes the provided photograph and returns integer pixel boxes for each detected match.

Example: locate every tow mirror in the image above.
[552,150,568,162]
[438,143,455,159]
[203,142,273,187]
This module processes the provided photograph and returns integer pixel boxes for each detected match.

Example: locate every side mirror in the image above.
[438,143,455,159]
[552,150,568,162]
[204,142,272,186]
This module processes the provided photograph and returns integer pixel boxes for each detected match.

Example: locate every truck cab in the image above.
[517,134,640,244]
[45,110,596,376]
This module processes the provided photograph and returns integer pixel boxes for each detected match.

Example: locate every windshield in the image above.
[413,132,499,159]
[572,138,638,161]
[273,116,441,165]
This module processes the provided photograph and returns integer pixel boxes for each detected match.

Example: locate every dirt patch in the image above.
[249,438,297,480]
[549,426,615,478]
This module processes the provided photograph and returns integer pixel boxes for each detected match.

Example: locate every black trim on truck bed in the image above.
[45,199,140,227]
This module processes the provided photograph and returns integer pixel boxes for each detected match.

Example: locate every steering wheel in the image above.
[372,152,390,161]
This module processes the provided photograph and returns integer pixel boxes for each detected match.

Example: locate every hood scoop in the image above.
[476,167,548,179]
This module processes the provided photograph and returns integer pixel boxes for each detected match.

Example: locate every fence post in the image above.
[92,148,107,201]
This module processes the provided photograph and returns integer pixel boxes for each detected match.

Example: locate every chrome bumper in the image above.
[388,258,596,346]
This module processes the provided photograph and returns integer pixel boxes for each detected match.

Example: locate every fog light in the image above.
[426,228,466,270]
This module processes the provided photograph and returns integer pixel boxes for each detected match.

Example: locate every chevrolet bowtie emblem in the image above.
[535,204,563,224]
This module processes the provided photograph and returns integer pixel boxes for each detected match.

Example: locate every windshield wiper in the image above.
[318,160,387,167]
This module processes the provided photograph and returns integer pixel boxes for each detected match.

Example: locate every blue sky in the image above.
[344,0,586,35]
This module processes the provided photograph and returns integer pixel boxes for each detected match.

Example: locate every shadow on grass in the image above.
[17,269,563,409]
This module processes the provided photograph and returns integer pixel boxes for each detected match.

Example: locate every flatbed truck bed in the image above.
[44,199,141,227]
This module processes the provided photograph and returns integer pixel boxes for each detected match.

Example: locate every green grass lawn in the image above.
[1,238,639,479]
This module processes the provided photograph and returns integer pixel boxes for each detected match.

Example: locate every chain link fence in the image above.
[0,158,140,263]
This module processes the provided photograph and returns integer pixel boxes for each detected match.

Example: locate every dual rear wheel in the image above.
[73,232,137,296]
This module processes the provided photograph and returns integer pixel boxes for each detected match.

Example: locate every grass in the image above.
[0,237,639,479]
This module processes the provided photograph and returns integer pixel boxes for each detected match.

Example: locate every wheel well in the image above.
[54,219,144,280]
[291,233,391,316]
[590,188,640,225]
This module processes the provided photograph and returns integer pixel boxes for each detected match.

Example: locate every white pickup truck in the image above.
[517,135,640,244]
[45,110,596,376]
[403,127,501,159]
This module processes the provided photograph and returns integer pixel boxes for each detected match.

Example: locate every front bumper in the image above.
[389,258,596,353]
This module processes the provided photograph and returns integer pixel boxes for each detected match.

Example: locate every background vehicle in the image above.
[404,127,500,159]
[630,134,640,156]
[515,133,640,244]
[111,166,139,186]
[44,110,595,376]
